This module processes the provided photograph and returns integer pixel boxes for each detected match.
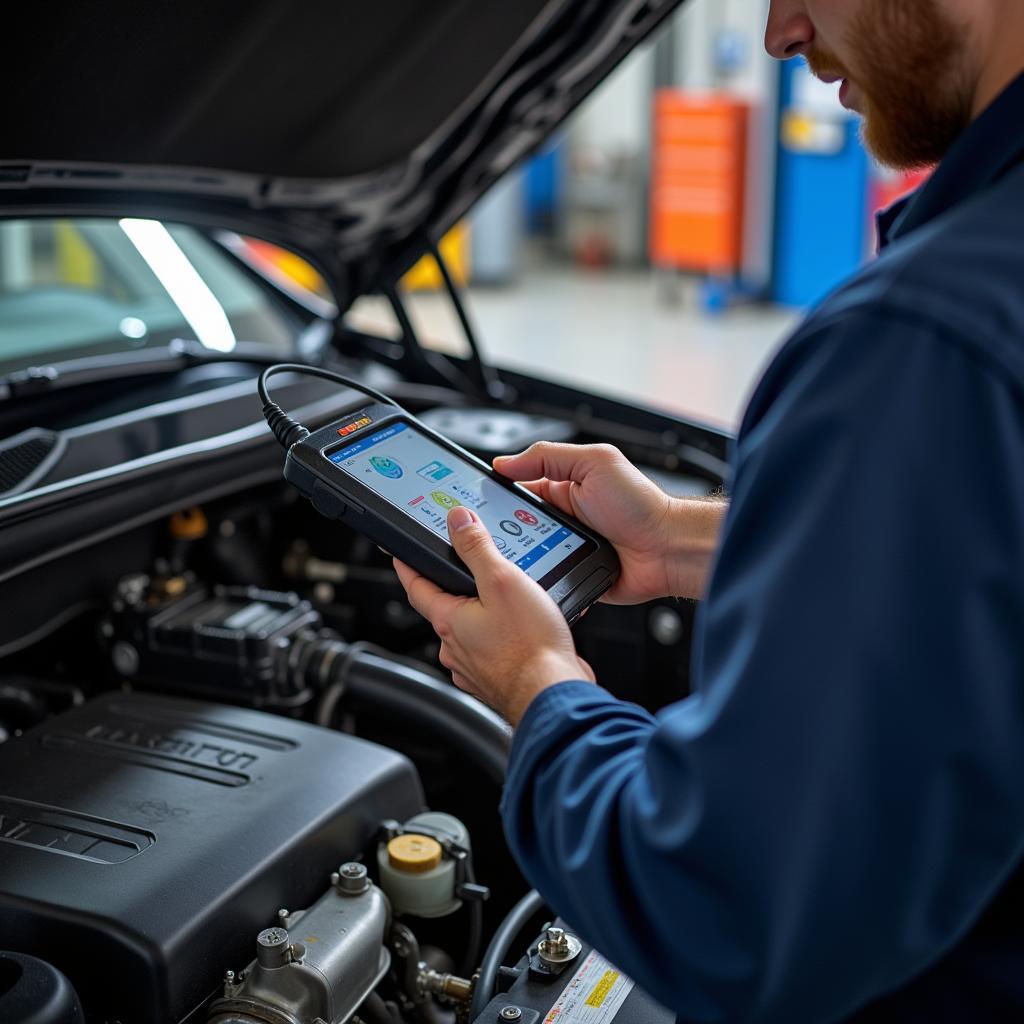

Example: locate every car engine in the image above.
[0,691,423,1023]
[0,386,716,1024]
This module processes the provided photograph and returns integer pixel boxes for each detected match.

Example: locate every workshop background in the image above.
[345,0,928,429]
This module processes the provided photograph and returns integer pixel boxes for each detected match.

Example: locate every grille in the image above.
[0,428,63,495]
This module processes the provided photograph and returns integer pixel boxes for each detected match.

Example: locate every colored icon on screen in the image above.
[432,491,462,511]
[417,460,454,482]
[370,456,403,479]
[514,509,539,526]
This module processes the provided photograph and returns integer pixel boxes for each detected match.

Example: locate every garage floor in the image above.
[361,268,802,430]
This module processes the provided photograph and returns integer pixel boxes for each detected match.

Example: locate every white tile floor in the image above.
[365,268,803,430]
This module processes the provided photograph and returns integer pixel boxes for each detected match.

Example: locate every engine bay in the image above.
[0,358,724,1024]
[0,1,729,1015]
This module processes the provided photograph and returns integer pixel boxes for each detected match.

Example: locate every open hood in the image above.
[2,0,683,310]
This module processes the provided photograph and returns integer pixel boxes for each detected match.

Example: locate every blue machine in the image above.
[525,136,565,233]
[773,58,870,307]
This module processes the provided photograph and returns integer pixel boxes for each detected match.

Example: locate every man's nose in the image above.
[764,1,815,60]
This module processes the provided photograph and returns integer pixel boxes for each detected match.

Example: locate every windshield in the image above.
[0,218,299,373]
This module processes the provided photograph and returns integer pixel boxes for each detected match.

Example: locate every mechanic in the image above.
[394,0,1024,1020]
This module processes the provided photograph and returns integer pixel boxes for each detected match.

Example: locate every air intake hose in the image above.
[298,637,511,785]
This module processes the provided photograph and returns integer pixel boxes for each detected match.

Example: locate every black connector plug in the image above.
[262,400,311,449]
[258,363,401,450]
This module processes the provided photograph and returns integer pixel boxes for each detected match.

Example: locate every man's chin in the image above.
[861,112,923,171]
[861,116,900,169]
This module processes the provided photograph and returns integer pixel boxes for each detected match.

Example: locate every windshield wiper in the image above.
[0,332,328,402]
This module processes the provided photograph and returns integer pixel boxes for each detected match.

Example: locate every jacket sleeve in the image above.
[500,315,1024,1023]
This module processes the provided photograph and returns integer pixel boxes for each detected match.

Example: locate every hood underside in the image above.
[2,0,683,308]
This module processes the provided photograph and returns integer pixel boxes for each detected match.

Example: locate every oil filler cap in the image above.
[387,834,442,873]
[378,813,469,917]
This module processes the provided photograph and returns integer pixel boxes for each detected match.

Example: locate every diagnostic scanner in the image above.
[260,366,620,624]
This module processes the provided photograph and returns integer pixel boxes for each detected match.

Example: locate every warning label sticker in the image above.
[543,950,635,1024]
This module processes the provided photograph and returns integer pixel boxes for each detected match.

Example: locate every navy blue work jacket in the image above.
[501,72,1024,1023]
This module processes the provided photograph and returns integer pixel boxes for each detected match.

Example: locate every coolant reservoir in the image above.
[377,812,469,918]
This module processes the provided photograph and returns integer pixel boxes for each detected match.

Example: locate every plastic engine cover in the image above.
[0,691,425,1023]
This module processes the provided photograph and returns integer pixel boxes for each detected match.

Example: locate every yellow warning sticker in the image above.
[543,951,634,1024]
[585,970,620,1008]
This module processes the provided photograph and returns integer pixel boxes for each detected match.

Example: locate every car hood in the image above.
[2,0,682,310]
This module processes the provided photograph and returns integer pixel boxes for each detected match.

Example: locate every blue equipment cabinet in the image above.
[772,58,870,307]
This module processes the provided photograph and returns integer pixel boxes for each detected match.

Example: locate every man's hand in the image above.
[495,442,726,603]
[393,505,594,725]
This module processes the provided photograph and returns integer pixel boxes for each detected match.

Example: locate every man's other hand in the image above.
[393,505,594,725]
[495,442,724,602]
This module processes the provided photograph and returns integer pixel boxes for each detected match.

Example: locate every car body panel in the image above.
[2,0,685,304]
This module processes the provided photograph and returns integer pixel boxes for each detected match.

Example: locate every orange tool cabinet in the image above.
[650,92,749,275]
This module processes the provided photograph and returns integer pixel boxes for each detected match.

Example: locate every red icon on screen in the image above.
[514,509,539,526]
[408,495,425,506]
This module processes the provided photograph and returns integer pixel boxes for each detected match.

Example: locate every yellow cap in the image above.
[170,506,208,540]
[387,834,442,873]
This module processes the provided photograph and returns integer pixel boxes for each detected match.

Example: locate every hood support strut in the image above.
[381,279,481,399]
[422,231,505,403]
[379,239,510,406]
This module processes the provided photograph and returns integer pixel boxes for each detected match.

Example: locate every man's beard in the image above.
[806,0,974,169]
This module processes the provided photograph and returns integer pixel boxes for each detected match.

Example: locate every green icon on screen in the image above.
[431,491,461,511]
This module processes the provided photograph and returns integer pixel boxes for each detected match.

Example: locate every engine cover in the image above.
[0,691,424,1023]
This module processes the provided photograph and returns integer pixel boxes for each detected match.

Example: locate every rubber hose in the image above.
[358,991,400,1024]
[461,896,484,979]
[469,890,548,1021]
[335,649,511,785]
[459,856,484,978]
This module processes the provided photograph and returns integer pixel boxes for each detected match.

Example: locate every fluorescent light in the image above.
[119,218,236,352]
[119,316,148,340]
